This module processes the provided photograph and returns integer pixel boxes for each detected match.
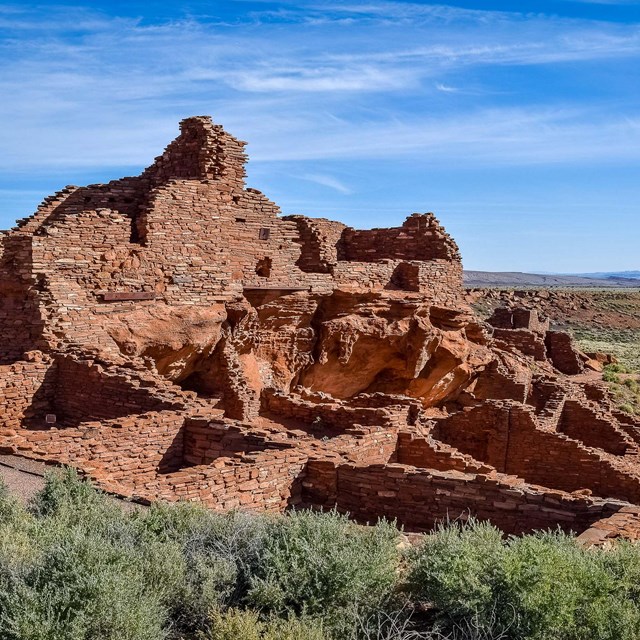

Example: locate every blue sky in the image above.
[1,0,639,271]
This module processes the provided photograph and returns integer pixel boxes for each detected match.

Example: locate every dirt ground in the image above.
[0,454,142,510]
[0,455,47,503]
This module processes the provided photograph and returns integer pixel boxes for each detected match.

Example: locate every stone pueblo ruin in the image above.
[2,116,640,544]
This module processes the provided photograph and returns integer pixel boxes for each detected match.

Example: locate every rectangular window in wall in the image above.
[259,228,271,240]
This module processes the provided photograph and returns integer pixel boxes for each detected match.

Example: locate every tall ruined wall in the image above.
[138,182,333,303]
[0,115,468,367]
[1,116,466,318]
[140,116,247,190]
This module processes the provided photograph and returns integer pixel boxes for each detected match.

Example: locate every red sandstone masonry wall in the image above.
[182,418,296,467]
[1,118,467,373]
[488,308,549,333]
[52,357,181,426]
[416,261,464,303]
[8,118,336,339]
[0,410,186,484]
[558,400,631,455]
[331,259,463,305]
[263,391,411,431]
[152,448,309,511]
[395,432,492,473]
[340,214,460,262]
[331,427,399,464]
[0,357,55,430]
[138,181,233,301]
[472,362,529,403]
[302,462,622,535]
[331,260,404,291]
[432,403,511,470]
[545,331,584,375]
[504,406,640,504]
[284,216,347,274]
[492,328,547,361]
[432,402,640,504]
[140,116,247,191]
[0,236,47,362]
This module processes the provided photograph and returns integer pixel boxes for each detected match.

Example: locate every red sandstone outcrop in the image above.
[2,116,640,543]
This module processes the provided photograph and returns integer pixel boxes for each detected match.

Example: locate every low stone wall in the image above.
[545,331,584,375]
[493,328,547,360]
[53,356,182,426]
[558,400,632,455]
[395,432,492,473]
[303,461,624,535]
[432,403,511,469]
[339,214,460,263]
[263,391,407,430]
[331,259,462,306]
[151,447,309,511]
[505,406,640,504]
[432,402,640,504]
[182,418,295,467]
[0,410,186,482]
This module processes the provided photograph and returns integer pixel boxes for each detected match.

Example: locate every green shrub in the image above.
[498,531,626,640]
[134,501,269,631]
[0,522,167,640]
[7,470,640,640]
[408,519,505,625]
[247,510,400,619]
[205,608,328,640]
[30,467,110,518]
[604,363,631,375]
[409,521,640,640]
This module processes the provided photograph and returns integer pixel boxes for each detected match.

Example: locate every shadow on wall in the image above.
[0,236,47,364]
[156,427,187,474]
[16,356,180,429]
[386,262,421,292]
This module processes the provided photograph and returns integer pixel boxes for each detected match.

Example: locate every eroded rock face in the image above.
[105,304,227,380]
[298,291,493,404]
[2,116,640,543]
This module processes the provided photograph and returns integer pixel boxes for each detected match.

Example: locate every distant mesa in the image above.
[464,270,640,288]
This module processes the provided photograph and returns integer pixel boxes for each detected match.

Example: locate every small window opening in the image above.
[255,257,272,278]
[259,227,271,240]
[235,217,246,223]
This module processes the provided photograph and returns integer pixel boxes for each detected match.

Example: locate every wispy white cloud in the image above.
[225,65,416,92]
[300,173,353,193]
[435,82,459,93]
[0,3,639,179]
[247,107,640,165]
[307,2,513,23]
